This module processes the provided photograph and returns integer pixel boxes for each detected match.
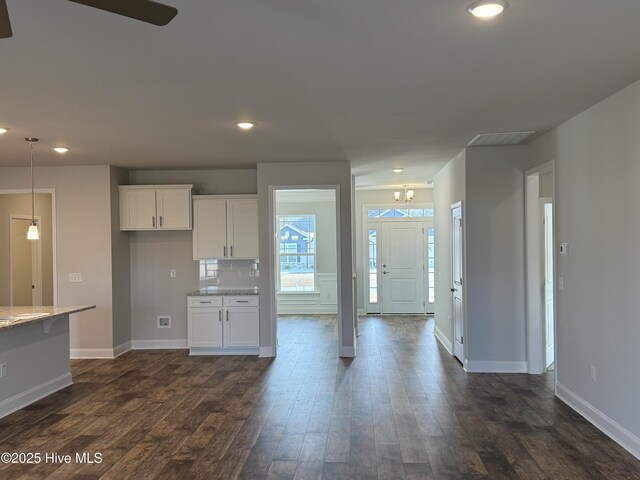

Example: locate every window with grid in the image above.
[278,215,316,292]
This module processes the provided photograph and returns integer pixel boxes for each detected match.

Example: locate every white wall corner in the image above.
[259,346,276,357]
[0,373,72,420]
[434,325,453,355]
[465,360,528,373]
[131,339,188,350]
[556,383,640,461]
[113,341,132,358]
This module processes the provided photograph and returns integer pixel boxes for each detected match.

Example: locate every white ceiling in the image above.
[1,0,640,188]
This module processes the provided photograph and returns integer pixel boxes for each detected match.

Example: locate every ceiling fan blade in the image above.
[68,0,177,26]
[0,0,12,38]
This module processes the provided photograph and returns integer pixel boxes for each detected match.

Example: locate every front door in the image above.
[451,204,464,362]
[380,221,424,314]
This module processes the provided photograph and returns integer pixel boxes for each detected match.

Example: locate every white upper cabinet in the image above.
[193,195,259,260]
[119,185,193,231]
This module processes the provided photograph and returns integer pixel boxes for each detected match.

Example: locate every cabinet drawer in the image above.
[188,296,223,308]
[224,296,259,307]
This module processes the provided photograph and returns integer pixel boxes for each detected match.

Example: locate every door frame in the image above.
[525,161,557,380]
[9,214,42,306]
[362,203,434,314]
[540,197,554,369]
[268,185,343,355]
[1,189,57,306]
[450,201,466,364]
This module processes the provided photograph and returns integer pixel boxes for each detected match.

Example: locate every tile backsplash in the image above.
[199,259,259,289]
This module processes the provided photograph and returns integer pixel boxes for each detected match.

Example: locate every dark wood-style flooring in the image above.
[0,315,638,479]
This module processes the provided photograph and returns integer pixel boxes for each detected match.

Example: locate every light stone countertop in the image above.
[188,287,259,297]
[0,305,96,331]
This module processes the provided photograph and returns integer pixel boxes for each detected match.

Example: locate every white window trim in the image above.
[363,203,434,221]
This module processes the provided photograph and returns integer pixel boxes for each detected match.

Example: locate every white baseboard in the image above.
[190,347,259,356]
[357,308,366,316]
[259,346,275,357]
[340,346,356,358]
[131,339,187,350]
[0,373,72,419]
[465,360,528,373]
[434,326,453,355]
[113,341,132,358]
[70,348,117,359]
[556,382,640,460]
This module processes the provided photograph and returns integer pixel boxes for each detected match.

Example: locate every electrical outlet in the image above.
[69,272,82,283]
[560,243,569,255]
[170,269,177,278]
[0,363,7,379]
[158,316,171,328]
[590,365,597,382]
[558,276,564,291]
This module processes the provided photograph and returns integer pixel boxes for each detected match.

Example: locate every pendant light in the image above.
[25,137,39,240]
[394,185,414,203]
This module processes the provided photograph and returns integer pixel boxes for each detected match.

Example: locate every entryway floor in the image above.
[0,315,638,479]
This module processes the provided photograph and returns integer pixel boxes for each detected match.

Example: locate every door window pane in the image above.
[427,228,435,303]
[368,229,378,303]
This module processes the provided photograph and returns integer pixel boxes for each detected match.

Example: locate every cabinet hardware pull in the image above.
[218,310,222,322]
[152,216,156,228]
[160,216,163,227]
[236,300,248,303]
[230,246,233,257]
[200,301,212,304]
[226,310,229,321]
[223,246,226,257]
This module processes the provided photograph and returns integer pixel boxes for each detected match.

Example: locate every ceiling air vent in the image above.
[467,131,536,147]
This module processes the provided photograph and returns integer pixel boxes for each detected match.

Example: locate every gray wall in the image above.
[127,169,258,343]
[529,78,640,441]
[257,162,355,356]
[110,167,131,348]
[465,146,528,364]
[0,193,54,306]
[433,151,465,348]
[0,166,114,351]
[354,188,434,312]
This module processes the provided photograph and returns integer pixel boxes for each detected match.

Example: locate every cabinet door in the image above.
[157,189,192,230]
[120,189,157,230]
[188,307,223,347]
[227,199,259,259]
[193,198,228,260]
[223,307,259,347]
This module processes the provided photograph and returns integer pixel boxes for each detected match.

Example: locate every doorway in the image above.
[364,205,434,314]
[0,191,56,307]
[525,162,556,375]
[451,202,464,363]
[10,216,42,306]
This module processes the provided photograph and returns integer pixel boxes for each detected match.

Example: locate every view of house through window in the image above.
[278,215,316,291]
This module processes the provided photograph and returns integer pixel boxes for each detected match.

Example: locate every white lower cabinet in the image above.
[187,295,259,355]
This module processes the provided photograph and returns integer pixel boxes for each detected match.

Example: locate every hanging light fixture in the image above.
[25,138,39,240]
[394,185,414,203]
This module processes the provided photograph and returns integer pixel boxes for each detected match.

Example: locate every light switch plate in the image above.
[559,243,568,255]
[69,272,82,283]
[170,269,177,278]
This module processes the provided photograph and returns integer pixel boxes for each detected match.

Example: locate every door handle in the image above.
[451,288,456,292]
[382,271,389,274]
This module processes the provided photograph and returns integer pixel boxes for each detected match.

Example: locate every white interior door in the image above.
[380,221,424,314]
[543,201,555,368]
[451,205,464,362]
[10,217,41,306]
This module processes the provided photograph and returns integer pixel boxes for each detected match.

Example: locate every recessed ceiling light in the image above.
[467,0,508,17]
[392,168,404,173]
[0,127,8,134]
[53,147,69,154]
[237,122,255,130]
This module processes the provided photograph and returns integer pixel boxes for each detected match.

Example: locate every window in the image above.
[368,229,378,303]
[427,228,435,303]
[278,215,316,292]
[367,207,433,219]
